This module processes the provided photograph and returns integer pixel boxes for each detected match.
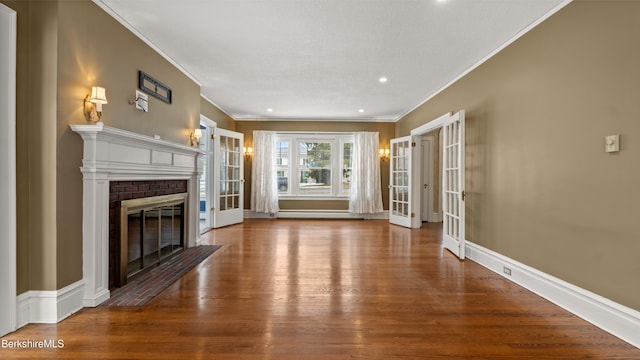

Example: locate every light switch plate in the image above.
[135,90,148,112]
[605,134,620,153]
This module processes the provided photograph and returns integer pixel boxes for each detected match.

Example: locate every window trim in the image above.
[276,132,354,199]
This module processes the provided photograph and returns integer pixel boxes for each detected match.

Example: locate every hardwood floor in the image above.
[2,219,639,359]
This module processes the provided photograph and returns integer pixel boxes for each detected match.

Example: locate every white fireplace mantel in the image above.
[71,122,204,307]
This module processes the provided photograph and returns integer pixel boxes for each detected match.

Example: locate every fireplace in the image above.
[118,193,187,285]
[109,180,188,289]
[71,123,203,307]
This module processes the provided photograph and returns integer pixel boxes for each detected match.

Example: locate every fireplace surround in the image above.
[71,123,203,306]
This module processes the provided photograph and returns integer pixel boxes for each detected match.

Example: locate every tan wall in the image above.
[201,97,235,131]
[235,121,394,210]
[6,0,205,292]
[396,0,640,311]
[5,0,60,293]
[55,0,202,289]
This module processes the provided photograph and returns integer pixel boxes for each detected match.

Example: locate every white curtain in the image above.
[251,131,280,213]
[349,132,384,214]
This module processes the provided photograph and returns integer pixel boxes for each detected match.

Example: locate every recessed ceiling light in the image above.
[378,77,388,83]
[267,108,273,112]
[358,109,365,113]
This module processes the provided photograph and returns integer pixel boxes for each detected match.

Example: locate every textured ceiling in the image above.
[96,0,570,122]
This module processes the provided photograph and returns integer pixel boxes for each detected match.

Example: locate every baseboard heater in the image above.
[245,209,388,220]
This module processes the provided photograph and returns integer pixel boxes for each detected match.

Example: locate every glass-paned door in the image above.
[442,111,465,259]
[389,136,413,228]
[213,128,244,228]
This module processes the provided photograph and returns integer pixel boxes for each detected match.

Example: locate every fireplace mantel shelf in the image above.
[71,122,205,179]
[70,121,204,156]
[71,122,203,308]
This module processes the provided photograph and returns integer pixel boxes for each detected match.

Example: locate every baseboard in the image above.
[430,212,442,222]
[245,210,389,220]
[465,241,640,348]
[82,288,110,308]
[244,210,277,219]
[16,280,85,327]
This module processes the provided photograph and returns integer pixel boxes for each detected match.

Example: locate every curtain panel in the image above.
[349,132,384,214]
[251,131,280,213]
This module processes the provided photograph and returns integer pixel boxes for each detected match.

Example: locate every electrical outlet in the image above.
[503,266,512,276]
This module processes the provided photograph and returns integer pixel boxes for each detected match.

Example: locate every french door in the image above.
[442,111,465,259]
[213,128,244,228]
[389,136,415,228]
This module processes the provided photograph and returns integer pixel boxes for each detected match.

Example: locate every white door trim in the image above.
[0,2,17,337]
[411,112,450,225]
[410,112,450,137]
[199,115,217,233]
[421,136,435,222]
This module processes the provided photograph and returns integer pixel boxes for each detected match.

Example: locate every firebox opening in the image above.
[119,193,187,286]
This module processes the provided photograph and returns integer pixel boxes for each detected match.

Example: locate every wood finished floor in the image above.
[2,219,639,359]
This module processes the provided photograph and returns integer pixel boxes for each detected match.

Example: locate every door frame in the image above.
[410,111,466,259]
[411,112,450,223]
[420,136,436,222]
[199,115,217,233]
[0,3,17,337]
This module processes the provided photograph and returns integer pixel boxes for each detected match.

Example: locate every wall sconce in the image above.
[190,128,202,147]
[84,86,108,122]
[243,146,253,159]
[379,148,390,161]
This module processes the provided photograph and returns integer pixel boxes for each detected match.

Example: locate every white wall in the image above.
[0,2,17,337]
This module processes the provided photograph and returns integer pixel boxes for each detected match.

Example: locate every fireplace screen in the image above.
[119,193,187,285]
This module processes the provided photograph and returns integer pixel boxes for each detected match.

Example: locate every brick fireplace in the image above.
[109,180,188,289]
[71,123,203,307]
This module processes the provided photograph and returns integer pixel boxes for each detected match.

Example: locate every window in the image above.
[342,142,352,195]
[276,139,289,194]
[276,133,353,198]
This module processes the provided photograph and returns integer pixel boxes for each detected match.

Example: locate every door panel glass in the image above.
[218,135,241,211]
[391,138,410,218]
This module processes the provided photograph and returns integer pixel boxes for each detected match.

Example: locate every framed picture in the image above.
[138,70,172,104]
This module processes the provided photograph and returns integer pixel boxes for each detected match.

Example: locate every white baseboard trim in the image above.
[465,241,640,348]
[245,210,389,220]
[82,288,110,308]
[430,212,442,223]
[16,280,85,327]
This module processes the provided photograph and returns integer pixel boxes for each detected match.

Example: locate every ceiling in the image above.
[96,0,570,122]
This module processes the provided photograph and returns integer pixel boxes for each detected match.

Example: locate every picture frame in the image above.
[138,70,172,104]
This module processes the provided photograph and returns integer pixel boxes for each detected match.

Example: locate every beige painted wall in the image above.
[201,97,235,131]
[55,0,201,289]
[235,121,394,211]
[5,0,60,293]
[6,0,205,292]
[397,0,640,311]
